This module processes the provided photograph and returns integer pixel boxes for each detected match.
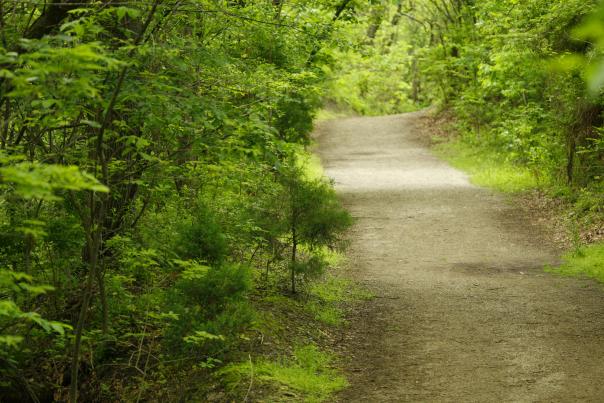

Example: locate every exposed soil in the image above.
[314,112,604,402]
[413,110,604,250]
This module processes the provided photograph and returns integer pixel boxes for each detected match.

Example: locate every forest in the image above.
[1,0,604,402]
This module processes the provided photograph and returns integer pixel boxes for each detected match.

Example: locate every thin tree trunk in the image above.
[96,268,108,334]
[25,0,85,40]
[69,219,103,403]
[291,227,297,294]
[68,3,161,401]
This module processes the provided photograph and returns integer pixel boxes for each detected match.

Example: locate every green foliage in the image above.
[0,268,72,394]
[328,0,604,219]
[546,242,604,283]
[220,345,348,402]
[323,5,419,115]
[0,157,109,200]
[0,0,358,399]
[176,262,252,317]
[275,86,322,145]
[283,172,352,250]
[0,270,71,342]
[572,2,604,92]
[165,261,253,356]
[277,164,353,292]
[178,203,229,264]
[434,138,542,193]
[307,269,373,326]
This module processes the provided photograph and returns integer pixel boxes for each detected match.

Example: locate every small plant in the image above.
[278,164,353,293]
[546,242,604,283]
[219,345,348,402]
[178,203,229,264]
[307,272,373,326]
[164,261,254,357]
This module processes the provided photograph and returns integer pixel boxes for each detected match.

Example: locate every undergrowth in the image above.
[433,138,542,193]
[307,274,373,326]
[193,247,366,402]
[219,345,347,403]
[546,243,604,283]
[218,250,371,401]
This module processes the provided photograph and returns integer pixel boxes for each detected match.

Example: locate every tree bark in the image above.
[25,0,86,39]
[291,226,297,294]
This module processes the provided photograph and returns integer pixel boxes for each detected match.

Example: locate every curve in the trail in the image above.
[315,112,604,402]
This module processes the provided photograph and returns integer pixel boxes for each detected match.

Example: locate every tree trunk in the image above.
[291,227,297,294]
[25,0,86,40]
[366,6,384,43]
[69,213,103,403]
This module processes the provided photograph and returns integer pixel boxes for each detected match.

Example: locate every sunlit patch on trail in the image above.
[325,166,471,191]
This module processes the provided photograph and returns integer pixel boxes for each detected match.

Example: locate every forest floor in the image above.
[314,111,604,402]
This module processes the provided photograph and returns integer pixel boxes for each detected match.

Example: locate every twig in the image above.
[243,354,254,403]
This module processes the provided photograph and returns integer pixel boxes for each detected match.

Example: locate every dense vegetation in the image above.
[3,0,604,401]
[332,0,604,204]
[410,0,604,196]
[0,1,358,401]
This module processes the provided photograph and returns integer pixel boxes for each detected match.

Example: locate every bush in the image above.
[178,204,229,264]
[219,344,348,402]
[164,262,253,357]
[278,164,353,293]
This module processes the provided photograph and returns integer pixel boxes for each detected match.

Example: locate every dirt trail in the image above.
[315,112,604,402]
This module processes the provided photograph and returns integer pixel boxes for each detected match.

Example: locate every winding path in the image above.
[315,112,604,402]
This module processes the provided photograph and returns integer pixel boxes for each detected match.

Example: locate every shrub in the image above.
[178,204,229,264]
[164,262,253,357]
